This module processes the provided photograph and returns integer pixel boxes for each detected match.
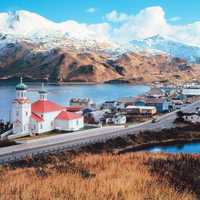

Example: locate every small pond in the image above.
[146,142,200,154]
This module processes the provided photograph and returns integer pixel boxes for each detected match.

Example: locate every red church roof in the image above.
[31,112,44,122]
[56,111,82,121]
[32,100,64,113]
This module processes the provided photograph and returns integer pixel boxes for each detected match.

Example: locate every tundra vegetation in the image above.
[1,125,200,200]
[0,152,199,200]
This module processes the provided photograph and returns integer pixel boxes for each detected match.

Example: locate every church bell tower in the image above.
[11,77,31,135]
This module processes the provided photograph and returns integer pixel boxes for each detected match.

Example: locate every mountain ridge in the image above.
[130,35,200,63]
[0,10,200,83]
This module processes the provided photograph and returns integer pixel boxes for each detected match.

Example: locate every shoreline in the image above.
[118,138,200,154]
[0,79,151,86]
[79,125,200,154]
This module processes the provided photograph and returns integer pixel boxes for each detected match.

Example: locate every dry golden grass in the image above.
[0,152,197,200]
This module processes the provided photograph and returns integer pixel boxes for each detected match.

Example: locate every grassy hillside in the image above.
[0,152,199,200]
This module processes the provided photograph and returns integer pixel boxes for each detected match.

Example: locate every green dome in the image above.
[16,77,27,90]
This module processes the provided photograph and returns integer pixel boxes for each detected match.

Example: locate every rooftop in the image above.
[147,87,164,97]
[32,100,64,113]
[70,98,91,103]
[145,97,167,104]
[66,106,82,112]
[56,111,82,121]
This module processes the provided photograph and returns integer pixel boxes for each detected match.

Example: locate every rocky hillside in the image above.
[0,41,199,83]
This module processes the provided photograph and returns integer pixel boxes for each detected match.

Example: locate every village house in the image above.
[11,79,84,137]
[69,98,95,108]
[119,97,136,106]
[66,106,83,114]
[112,114,126,125]
[101,101,118,110]
[182,82,200,97]
[133,96,173,113]
[161,85,177,96]
[103,112,126,125]
[84,110,106,124]
[147,87,165,98]
[145,97,173,113]
[126,105,157,116]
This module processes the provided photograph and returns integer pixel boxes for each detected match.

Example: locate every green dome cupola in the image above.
[16,77,28,90]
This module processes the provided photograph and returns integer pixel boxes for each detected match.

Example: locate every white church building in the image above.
[11,78,84,136]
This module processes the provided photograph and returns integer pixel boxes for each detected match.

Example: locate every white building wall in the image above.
[11,101,31,135]
[33,110,63,133]
[182,88,200,96]
[55,117,84,131]
[113,116,126,125]
[31,120,41,134]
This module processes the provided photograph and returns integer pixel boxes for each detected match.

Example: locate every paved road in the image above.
[0,100,200,164]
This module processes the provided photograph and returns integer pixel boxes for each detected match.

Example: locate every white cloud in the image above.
[60,20,111,42]
[2,7,200,47]
[108,6,200,46]
[111,6,171,43]
[86,7,96,13]
[105,10,129,23]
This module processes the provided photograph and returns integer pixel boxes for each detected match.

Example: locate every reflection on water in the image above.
[0,83,150,121]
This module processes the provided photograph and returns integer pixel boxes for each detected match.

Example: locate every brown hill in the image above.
[0,43,199,83]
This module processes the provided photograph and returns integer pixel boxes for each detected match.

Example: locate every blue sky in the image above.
[0,0,199,24]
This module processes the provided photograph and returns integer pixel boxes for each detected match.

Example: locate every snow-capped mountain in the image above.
[1,10,200,63]
[130,35,200,63]
[0,11,199,83]
[0,10,117,53]
[0,10,67,39]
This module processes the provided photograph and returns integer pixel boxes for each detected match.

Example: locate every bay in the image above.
[0,83,150,121]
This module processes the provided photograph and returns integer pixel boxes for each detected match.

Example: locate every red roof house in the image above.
[56,111,81,121]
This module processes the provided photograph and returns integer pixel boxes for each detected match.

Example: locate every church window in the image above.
[40,124,43,129]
